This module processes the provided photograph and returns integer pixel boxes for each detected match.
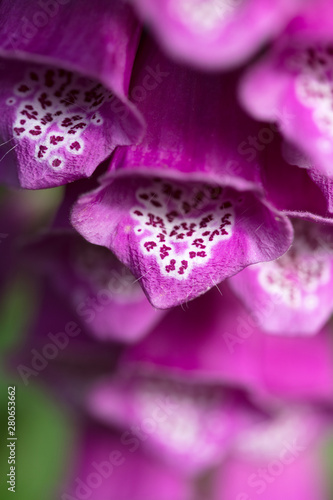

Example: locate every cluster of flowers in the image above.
[2,0,333,498]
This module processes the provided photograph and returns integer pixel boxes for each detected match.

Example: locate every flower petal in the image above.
[240,2,333,180]
[87,371,265,474]
[0,0,144,188]
[71,172,293,309]
[123,285,333,403]
[64,423,191,500]
[71,40,293,309]
[130,0,300,69]
[229,219,333,335]
[213,409,329,500]
[25,231,164,343]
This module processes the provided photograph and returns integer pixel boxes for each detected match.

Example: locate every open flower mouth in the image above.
[229,220,333,335]
[131,178,235,280]
[8,66,111,171]
[294,45,333,140]
[168,0,243,33]
[71,171,293,309]
[0,57,144,188]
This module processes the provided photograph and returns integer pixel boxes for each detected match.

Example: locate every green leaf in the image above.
[0,376,73,500]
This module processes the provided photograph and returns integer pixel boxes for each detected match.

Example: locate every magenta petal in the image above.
[71,172,293,309]
[24,231,163,343]
[64,424,190,500]
[87,372,264,474]
[229,219,333,335]
[0,0,144,188]
[116,37,264,190]
[261,136,333,222]
[123,286,333,403]
[213,409,329,500]
[71,40,293,309]
[131,0,300,69]
[239,5,333,180]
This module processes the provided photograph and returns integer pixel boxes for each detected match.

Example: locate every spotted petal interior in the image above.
[8,67,112,171]
[131,178,235,280]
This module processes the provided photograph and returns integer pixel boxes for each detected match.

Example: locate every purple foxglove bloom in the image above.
[63,423,191,500]
[213,408,329,500]
[229,218,333,336]
[86,370,265,474]
[71,39,293,309]
[25,231,164,343]
[130,0,301,69]
[281,139,333,215]
[257,134,333,222]
[13,285,122,390]
[123,285,333,404]
[0,0,144,189]
[239,0,333,183]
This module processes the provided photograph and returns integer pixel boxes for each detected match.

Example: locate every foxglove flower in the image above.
[213,408,329,500]
[256,134,333,221]
[25,231,164,343]
[123,285,333,404]
[87,370,265,474]
[240,0,333,184]
[71,38,293,309]
[130,0,301,69]
[62,422,191,500]
[229,218,333,335]
[14,285,122,389]
[281,139,333,215]
[0,0,144,188]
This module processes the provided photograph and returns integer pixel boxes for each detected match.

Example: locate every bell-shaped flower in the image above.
[71,38,293,309]
[130,0,301,69]
[86,370,266,474]
[0,0,144,188]
[240,0,333,184]
[229,218,333,335]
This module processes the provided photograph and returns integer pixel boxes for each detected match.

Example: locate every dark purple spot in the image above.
[38,92,52,110]
[37,145,48,159]
[165,259,176,273]
[14,127,25,136]
[166,211,179,223]
[160,244,172,259]
[70,141,81,151]
[220,201,232,209]
[52,158,62,168]
[209,230,219,242]
[192,238,205,249]
[29,128,42,136]
[144,241,157,252]
[17,84,30,93]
